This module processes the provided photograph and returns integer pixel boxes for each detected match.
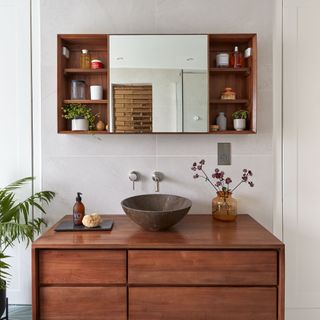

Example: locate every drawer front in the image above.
[128,250,277,285]
[40,287,126,320]
[40,250,126,284]
[129,287,277,320]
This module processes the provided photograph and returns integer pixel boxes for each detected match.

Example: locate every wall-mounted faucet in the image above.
[129,171,139,190]
[152,171,163,192]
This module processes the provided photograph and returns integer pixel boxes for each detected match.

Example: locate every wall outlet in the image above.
[217,143,231,165]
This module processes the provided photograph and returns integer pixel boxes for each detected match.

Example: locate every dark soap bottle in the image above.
[73,192,85,226]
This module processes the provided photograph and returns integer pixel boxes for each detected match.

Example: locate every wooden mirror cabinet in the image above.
[57,34,257,134]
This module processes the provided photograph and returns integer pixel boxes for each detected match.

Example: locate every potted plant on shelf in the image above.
[232,110,248,131]
[62,103,98,131]
[0,177,55,315]
[191,160,254,222]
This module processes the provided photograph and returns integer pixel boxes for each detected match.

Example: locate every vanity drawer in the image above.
[40,286,126,320]
[39,249,126,284]
[129,287,277,320]
[128,250,277,285]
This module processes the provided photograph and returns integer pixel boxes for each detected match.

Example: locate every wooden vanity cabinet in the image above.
[32,214,284,320]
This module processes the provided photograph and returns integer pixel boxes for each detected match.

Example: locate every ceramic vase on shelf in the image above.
[233,119,246,131]
[212,191,237,222]
[216,112,227,131]
[71,117,89,131]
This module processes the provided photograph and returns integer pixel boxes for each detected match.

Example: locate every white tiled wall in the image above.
[40,0,276,229]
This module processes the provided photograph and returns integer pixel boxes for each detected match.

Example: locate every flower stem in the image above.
[201,169,219,192]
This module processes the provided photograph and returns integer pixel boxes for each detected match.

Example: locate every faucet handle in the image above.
[152,171,163,192]
[129,171,139,191]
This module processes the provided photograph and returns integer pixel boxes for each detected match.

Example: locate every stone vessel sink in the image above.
[121,194,192,231]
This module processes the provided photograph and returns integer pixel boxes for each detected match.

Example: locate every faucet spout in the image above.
[152,172,163,192]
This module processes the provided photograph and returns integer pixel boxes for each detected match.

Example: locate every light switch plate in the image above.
[218,143,231,165]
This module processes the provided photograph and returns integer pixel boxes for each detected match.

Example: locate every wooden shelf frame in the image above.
[64,68,108,75]
[57,34,110,134]
[57,34,257,135]
[210,99,249,105]
[208,34,257,133]
[63,99,108,104]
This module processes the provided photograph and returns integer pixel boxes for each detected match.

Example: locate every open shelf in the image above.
[209,130,256,134]
[63,99,108,104]
[58,34,109,134]
[208,34,257,133]
[64,68,108,75]
[209,67,250,74]
[59,130,109,135]
[210,99,249,104]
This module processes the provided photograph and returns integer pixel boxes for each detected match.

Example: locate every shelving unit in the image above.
[57,34,257,135]
[208,34,257,134]
[57,34,109,133]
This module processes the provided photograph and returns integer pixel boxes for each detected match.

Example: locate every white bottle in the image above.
[216,112,227,131]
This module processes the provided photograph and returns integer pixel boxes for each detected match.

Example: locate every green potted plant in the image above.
[232,110,249,131]
[0,177,55,315]
[62,103,98,131]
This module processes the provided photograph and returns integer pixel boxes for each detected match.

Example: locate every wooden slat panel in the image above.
[128,250,277,285]
[41,287,126,320]
[113,85,152,133]
[129,287,277,320]
[40,250,126,284]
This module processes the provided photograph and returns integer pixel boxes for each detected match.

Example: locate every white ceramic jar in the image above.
[216,53,229,67]
[72,118,89,131]
[233,119,246,131]
[90,85,103,100]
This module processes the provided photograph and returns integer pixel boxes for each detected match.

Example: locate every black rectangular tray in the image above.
[54,220,113,232]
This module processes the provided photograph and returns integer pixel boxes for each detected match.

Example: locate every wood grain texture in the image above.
[129,287,277,320]
[39,250,126,284]
[32,248,39,320]
[278,246,285,320]
[208,34,257,133]
[32,214,283,250]
[128,250,277,285]
[40,286,126,320]
[32,214,284,320]
[57,34,109,133]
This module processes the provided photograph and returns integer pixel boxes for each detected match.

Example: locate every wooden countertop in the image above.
[32,214,283,250]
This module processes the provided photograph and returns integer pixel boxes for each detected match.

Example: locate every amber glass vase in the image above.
[212,191,237,222]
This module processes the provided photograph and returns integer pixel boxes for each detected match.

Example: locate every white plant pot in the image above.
[72,118,89,131]
[233,119,246,131]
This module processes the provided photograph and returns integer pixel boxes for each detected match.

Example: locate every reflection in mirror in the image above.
[109,35,208,133]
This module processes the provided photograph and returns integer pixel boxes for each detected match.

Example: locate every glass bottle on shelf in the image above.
[230,46,243,68]
[216,112,227,131]
[80,49,91,69]
[70,80,86,100]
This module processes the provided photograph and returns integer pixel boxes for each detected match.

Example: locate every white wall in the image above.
[283,0,320,318]
[0,0,33,304]
[40,0,276,230]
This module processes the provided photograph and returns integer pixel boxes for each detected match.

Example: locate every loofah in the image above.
[82,213,102,228]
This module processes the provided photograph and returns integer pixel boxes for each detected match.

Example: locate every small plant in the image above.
[62,103,98,130]
[191,159,254,193]
[232,110,248,120]
[0,177,55,289]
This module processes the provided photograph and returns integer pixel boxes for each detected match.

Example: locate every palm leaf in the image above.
[0,177,55,287]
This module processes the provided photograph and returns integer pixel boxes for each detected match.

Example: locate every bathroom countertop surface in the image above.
[32,214,283,249]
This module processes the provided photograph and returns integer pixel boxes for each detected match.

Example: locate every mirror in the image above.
[109,35,208,133]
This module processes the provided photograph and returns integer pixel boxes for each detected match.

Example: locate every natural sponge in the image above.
[82,213,102,228]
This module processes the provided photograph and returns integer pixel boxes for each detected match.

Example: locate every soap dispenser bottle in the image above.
[73,192,85,226]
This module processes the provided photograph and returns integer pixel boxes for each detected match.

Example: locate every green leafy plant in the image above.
[62,103,98,130]
[232,110,249,119]
[0,177,55,289]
